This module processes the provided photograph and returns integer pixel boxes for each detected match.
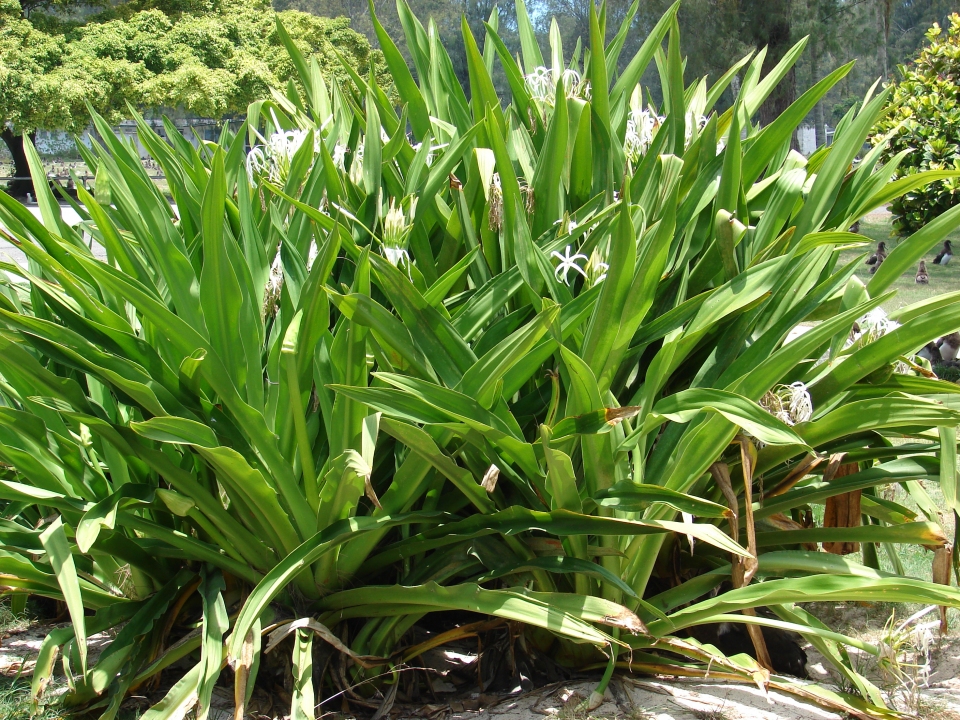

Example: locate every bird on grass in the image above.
[865,241,887,267]
[934,240,953,265]
[916,260,929,284]
[870,255,884,274]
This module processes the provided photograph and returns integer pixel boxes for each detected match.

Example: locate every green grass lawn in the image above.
[839,213,960,314]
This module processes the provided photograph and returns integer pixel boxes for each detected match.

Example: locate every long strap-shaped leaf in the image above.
[39,517,88,674]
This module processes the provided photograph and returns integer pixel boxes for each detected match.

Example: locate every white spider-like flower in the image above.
[684,112,709,147]
[760,382,813,426]
[524,66,591,110]
[559,68,589,100]
[857,307,900,345]
[329,141,364,176]
[877,605,939,695]
[383,246,411,267]
[411,141,446,167]
[269,129,309,162]
[331,143,349,171]
[245,146,268,186]
[624,108,661,163]
[524,66,555,104]
[262,251,284,319]
[246,129,321,186]
[381,197,418,271]
[554,215,579,236]
[551,245,589,285]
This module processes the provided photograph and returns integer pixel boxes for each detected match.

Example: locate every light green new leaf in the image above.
[39,518,88,674]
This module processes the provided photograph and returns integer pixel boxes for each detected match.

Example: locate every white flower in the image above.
[857,307,900,343]
[624,108,661,163]
[412,141,447,167]
[331,143,349,171]
[760,382,813,426]
[559,69,589,100]
[551,245,589,285]
[554,215,578,235]
[383,200,407,247]
[684,112,709,147]
[382,246,411,267]
[245,146,267,186]
[262,252,284,318]
[524,66,555,105]
[524,66,591,110]
[381,197,418,270]
[246,129,320,185]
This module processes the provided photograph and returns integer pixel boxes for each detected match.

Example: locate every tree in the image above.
[0,0,387,196]
[874,13,960,235]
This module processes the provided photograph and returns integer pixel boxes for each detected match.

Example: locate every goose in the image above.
[865,241,887,266]
[916,260,929,284]
[934,240,953,266]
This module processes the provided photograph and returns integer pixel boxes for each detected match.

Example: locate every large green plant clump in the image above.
[874,13,960,235]
[2,2,960,718]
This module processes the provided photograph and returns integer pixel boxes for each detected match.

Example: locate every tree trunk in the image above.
[1,128,35,198]
[743,0,796,144]
[809,33,828,148]
[876,0,889,80]
[817,99,827,148]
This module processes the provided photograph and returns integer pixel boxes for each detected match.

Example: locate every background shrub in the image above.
[874,13,960,235]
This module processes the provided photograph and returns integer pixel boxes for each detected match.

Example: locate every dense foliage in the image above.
[874,13,960,235]
[3,2,960,719]
[280,0,959,152]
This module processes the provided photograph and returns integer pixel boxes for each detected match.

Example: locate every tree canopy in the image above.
[0,0,387,192]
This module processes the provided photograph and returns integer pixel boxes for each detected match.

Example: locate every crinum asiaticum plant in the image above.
[4,1,960,718]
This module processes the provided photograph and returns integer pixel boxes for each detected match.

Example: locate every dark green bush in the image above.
[874,14,960,235]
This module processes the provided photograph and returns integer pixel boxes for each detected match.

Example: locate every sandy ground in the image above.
[5,617,960,720]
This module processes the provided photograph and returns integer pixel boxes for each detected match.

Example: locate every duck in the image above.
[916,260,929,284]
[938,332,960,362]
[870,255,884,274]
[919,341,943,363]
[934,240,953,265]
[865,241,887,267]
